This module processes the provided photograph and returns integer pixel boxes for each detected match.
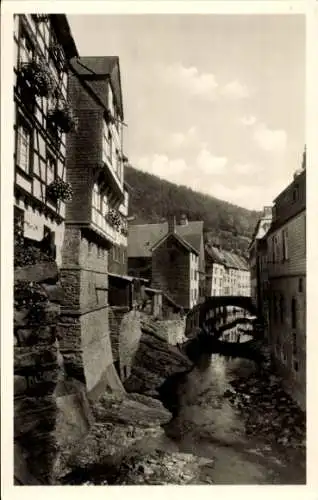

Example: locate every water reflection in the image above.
[165,346,256,447]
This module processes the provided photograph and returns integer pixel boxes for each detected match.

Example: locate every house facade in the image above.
[13,14,78,266]
[248,206,273,312]
[265,166,306,410]
[205,244,226,296]
[128,216,205,306]
[205,244,251,297]
[59,56,128,398]
[151,217,199,310]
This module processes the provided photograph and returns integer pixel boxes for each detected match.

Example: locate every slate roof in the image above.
[151,231,199,255]
[205,245,249,271]
[70,56,124,119]
[51,15,78,59]
[128,221,204,258]
[205,245,227,265]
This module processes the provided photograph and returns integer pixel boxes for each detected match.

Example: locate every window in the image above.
[112,245,120,262]
[16,118,32,173]
[271,236,275,263]
[102,122,111,161]
[108,84,114,116]
[50,32,65,73]
[102,195,108,217]
[292,185,299,202]
[92,183,101,211]
[19,30,34,64]
[46,153,56,185]
[292,331,297,356]
[282,229,288,261]
[291,298,297,329]
[273,294,278,323]
[299,278,304,293]
[280,294,285,323]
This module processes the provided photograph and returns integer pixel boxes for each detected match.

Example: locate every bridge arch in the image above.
[186,295,259,338]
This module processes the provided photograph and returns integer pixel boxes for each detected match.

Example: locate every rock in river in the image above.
[123,316,193,397]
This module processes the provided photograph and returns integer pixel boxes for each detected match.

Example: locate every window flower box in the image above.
[106,209,121,230]
[47,178,73,203]
[48,103,77,133]
[19,60,57,98]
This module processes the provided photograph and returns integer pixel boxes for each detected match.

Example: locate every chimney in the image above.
[179,214,188,226]
[168,215,176,234]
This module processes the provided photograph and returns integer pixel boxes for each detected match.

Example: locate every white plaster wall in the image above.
[16,199,65,267]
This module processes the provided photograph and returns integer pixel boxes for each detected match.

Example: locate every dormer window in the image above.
[292,185,299,202]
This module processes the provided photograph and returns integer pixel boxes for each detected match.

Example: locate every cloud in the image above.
[233,163,260,175]
[161,63,218,100]
[134,154,188,184]
[240,114,257,126]
[222,80,249,99]
[253,123,287,152]
[158,63,251,104]
[169,126,198,148]
[196,149,228,174]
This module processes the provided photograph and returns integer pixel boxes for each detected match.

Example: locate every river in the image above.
[151,329,306,485]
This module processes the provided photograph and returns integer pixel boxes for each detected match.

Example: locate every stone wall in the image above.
[14,261,68,484]
[60,226,113,400]
[153,318,186,346]
[109,306,130,363]
[118,310,143,382]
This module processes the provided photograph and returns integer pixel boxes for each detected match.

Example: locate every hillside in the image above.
[125,165,260,256]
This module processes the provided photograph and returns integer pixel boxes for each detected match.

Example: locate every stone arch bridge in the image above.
[185,295,260,339]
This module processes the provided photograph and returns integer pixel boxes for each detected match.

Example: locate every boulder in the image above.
[57,392,172,482]
[124,323,192,395]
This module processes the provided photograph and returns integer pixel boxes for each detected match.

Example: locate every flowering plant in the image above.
[47,178,73,202]
[19,60,57,97]
[48,103,77,133]
[106,208,121,230]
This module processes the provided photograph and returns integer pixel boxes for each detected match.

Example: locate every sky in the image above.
[68,14,305,211]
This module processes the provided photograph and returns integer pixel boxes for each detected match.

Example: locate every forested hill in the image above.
[125,165,261,255]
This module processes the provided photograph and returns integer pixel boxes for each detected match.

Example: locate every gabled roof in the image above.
[128,221,204,258]
[50,15,78,59]
[151,231,199,255]
[249,215,272,249]
[70,56,124,119]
